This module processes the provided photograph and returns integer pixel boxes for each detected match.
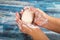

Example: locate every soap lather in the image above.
[21,9,34,24]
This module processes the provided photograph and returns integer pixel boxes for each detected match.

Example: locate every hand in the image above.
[33,8,49,26]
[20,7,49,26]
[16,12,49,40]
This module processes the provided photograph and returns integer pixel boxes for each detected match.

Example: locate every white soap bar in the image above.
[21,9,34,24]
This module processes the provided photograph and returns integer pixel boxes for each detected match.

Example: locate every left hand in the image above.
[16,12,40,35]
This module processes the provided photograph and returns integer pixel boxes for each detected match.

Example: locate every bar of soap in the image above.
[21,9,34,24]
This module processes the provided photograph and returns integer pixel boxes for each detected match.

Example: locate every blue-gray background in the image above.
[0,0,60,40]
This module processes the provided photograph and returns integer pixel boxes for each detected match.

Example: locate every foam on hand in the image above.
[21,9,34,24]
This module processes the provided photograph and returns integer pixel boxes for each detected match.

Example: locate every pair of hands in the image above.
[16,7,49,40]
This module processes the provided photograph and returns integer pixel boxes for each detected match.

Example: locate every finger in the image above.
[16,13,23,26]
[29,7,37,12]
[16,18,24,31]
[27,24,39,30]
[24,6,33,12]
[17,20,32,34]
[22,24,32,33]
[24,6,29,10]
[16,12,26,32]
[16,12,20,19]
[17,21,25,33]
[17,22,22,30]
[20,9,24,15]
[20,7,29,15]
[37,8,45,15]
[16,16,23,24]
[34,12,39,23]
[16,12,19,22]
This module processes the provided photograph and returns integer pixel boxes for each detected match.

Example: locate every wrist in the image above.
[42,16,52,28]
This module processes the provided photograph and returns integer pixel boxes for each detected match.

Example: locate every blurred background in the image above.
[0,0,60,40]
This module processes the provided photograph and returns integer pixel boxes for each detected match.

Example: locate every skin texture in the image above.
[16,7,60,40]
[29,7,60,33]
[42,17,60,33]
[16,12,49,40]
